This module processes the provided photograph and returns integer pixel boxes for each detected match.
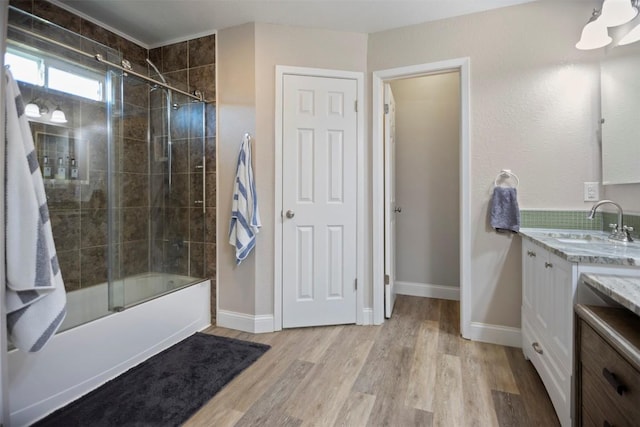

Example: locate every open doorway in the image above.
[372,58,471,338]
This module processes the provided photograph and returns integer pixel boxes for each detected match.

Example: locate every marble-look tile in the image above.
[80,245,108,287]
[162,41,188,73]
[80,171,107,209]
[122,207,149,242]
[33,1,81,33]
[10,0,32,15]
[88,134,108,173]
[205,173,216,207]
[44,181,81,210]
[190,172,204,206]
[205,242,216,278]
[148,48,162,72]
[122,108,148,141]
[581,274,640,317]
[50,209,80,252]
[205,208,216,244]
[119,39,147,73]
[164,70,189,93]
[190,207,205,243]
[164,239,189,276]
[167,173,189,207]
[170,105,190,140]
[189,137,204,170]
[57,249,81,292]
[205,103,216,138]
[123,138,148,174]
[188,65,215,101]
[122,173,149,207]
[124,78,150,109]
[164,207,189,240]
[80,19,118,50]
[80,208,108,248]
[205,136,216,173]
[170,139,189,173]
[188,34,215,68]
[122,240,149,277]
[189,242,206,278]
[188,104,206,139]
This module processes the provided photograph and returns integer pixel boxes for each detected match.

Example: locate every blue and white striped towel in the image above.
[5,68,66,352]
[229,134,261,264]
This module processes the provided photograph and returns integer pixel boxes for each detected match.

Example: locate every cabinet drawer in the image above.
[581,323,640,424]
[581,371,635,427]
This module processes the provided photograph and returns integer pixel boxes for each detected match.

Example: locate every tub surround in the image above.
[519,228,640,266]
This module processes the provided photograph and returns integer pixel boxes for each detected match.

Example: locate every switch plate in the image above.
[584,182,600,202]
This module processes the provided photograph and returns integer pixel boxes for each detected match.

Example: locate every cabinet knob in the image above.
[602,368,627,396]
[544,262,553,269]
[527,250,536,257]
[532,342,543,354]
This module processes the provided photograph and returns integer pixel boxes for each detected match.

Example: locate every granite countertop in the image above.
[581,273,640,317]
[519,228,640,266]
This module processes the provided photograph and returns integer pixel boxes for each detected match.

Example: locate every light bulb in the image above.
[50,107,67,123]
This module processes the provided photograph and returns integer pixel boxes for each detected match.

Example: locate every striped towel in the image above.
[229,134,261,264]
[5,68,66,352]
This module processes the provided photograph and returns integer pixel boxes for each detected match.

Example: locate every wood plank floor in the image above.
[184,296,560,427]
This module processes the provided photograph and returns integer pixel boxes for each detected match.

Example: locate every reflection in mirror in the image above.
[601,50,640,184]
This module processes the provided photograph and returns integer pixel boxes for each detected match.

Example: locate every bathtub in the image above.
[7,275,211,426]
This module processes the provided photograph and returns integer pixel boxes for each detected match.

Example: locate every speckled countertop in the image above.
[581,274,640,317]
[519,228,640,266]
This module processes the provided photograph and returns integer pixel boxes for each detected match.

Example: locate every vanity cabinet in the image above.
[575,305,640,427]
[522,239,574,427]
[521,237,640,427]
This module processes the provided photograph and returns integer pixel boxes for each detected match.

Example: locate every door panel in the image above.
[282,74,358,328]
[384,83,397,318]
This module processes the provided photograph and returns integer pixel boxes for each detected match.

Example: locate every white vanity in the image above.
[519,229,640,427]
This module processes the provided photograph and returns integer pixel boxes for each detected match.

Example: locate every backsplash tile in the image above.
[520,209,640,239]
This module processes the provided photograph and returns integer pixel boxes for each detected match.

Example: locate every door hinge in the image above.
[354,278,358,290]
[384,274,390,285]
[384,103,389,114]
[354,100,358,112]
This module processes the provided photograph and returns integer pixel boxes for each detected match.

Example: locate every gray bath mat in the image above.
[33,333,270,426]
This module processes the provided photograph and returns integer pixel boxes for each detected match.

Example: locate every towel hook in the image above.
[494,169,519,188]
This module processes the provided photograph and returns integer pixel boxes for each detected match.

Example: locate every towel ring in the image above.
[494,169,519,188]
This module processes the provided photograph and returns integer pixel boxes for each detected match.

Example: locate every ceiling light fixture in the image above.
[600,0,638,27]
[576,9,613,50]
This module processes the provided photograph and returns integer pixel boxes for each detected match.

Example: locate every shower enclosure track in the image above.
[7,23,207,103]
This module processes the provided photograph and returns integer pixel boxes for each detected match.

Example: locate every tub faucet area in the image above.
[587,199,634,242]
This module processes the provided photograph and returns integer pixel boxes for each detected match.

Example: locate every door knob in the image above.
[285,210,295,219]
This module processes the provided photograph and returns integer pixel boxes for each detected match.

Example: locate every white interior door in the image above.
[282,74,358,328]
[384,83,397,318]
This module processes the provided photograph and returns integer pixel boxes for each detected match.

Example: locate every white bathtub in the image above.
[7,276,211,427]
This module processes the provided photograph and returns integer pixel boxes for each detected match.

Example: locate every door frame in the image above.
[372,58,471,338]
[274,66,365,331]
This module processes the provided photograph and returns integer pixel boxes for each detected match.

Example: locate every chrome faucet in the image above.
[587,199,633,242]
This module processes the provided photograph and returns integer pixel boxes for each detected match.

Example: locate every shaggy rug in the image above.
[34,333,270,426]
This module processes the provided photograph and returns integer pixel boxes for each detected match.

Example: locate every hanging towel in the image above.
[490,186,520,233]
[4,68,66,352]
[229,134,261,264]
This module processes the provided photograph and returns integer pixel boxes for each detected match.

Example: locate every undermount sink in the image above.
[555,238,591,244]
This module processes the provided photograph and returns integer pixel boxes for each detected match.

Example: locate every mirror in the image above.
[601,46,640,184]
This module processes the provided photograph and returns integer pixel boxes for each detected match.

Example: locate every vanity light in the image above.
[50,106,67,123]
[24,102,42,118]
[600,0,638,27]
[619,16,640,44]
[576,9,613,50]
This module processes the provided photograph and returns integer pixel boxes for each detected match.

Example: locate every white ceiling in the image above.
[53,0,536,48]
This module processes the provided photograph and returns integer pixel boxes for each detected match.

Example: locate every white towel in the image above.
[229,134,261,264]
[5,68,66,352]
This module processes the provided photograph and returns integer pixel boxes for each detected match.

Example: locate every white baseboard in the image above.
[217,310,275,334]
[396,281,460,301]
[361,308,373,325]
[466,322,521,348]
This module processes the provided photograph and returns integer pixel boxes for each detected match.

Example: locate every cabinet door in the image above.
[546,251,574,371]
[522,240,540,317]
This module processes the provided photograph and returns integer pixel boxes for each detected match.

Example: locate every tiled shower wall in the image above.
[10,0,217,321]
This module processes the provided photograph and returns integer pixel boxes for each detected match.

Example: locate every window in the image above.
[4,50,44,86]
[4,47,103,102]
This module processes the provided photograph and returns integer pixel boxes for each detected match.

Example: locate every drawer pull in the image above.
[544,262,553,268]
[527,250,536,257]
[532,342,543,354]
[602,368,627,396]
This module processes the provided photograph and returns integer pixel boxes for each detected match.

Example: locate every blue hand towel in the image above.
[490,186,520,233]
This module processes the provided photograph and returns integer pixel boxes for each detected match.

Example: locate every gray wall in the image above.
[390,73,460,288]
